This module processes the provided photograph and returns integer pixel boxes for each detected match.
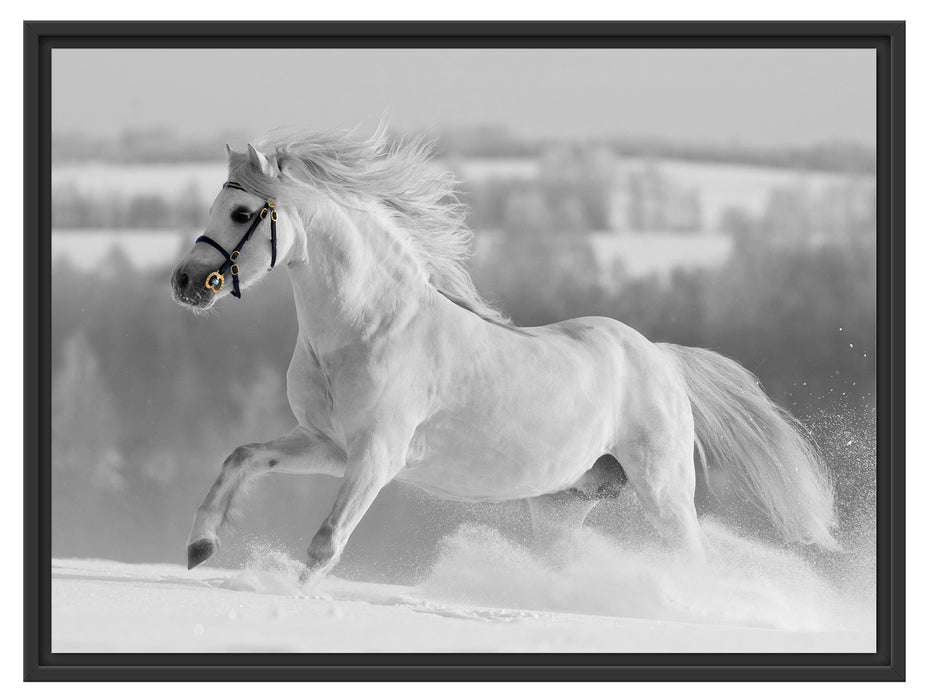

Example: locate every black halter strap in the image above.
[195,181,278,299]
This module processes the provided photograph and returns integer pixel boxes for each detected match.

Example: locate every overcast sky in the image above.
[52,48,875,149]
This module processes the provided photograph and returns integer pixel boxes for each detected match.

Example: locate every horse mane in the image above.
[229,126,510,325]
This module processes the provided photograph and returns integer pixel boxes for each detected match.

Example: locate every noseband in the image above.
[195,181,278,299]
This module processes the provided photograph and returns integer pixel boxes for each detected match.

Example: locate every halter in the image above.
[195,181,278,299]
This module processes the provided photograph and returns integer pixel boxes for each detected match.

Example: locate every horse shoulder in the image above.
[286,337,347,446]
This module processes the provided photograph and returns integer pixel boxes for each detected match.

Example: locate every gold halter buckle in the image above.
[205,271,225,294]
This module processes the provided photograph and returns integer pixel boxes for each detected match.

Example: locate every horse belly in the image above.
[397,399,612,502]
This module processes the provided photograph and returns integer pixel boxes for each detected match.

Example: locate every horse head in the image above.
[170,144,297,310]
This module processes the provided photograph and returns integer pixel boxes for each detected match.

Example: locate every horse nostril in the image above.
[176,271,190,290]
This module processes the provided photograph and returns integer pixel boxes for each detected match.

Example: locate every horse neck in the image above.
[286,198,431,348]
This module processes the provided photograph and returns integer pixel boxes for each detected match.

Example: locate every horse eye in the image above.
[230,209,251,224]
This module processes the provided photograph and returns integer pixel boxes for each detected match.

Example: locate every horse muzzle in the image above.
[170,265,216,309]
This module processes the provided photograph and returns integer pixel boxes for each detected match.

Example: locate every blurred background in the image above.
[51,48,876,582]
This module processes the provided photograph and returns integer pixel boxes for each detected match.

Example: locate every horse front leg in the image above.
[300,437,400,581]
[187,426,343,569]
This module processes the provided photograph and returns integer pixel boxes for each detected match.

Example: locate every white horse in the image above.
[171,128,838,578]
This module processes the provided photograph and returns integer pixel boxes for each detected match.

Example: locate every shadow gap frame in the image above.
[23,20,905,682]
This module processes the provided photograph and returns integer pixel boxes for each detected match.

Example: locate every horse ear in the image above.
[247,143,278,177]
[225,143,233,158]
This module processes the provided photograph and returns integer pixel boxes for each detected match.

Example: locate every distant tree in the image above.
[502,188,552,235]
[760,186,813,242]
[52,332,125,492]
[554,196,588,234]
[718,206,755,237]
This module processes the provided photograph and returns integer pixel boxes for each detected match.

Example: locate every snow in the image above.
[52,230,189,271]
[52,523,874,654]
[50,156,861,281]
[640,159,864,231]
[52,161,227,200]
[51,159,860,219]
[53,229,734,284]
[587,231,733,284]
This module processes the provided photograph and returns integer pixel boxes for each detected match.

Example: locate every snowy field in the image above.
[50,157,865,282]
[52,523,875,654]
[52,157,864,232]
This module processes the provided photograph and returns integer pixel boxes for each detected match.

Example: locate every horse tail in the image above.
[660,343,839,550]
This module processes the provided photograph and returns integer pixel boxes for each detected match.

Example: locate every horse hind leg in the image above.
[618,437,707,562]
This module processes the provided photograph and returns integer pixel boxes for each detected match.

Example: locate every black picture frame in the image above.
[24,20,905,681]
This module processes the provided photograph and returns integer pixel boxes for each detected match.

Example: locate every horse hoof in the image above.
[187,539,218,570]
